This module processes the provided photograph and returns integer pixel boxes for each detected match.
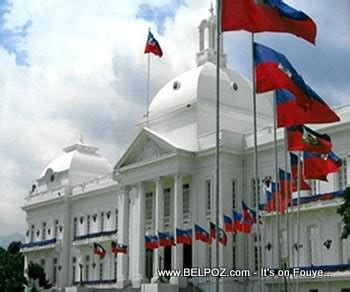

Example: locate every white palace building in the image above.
[21,10,350,292]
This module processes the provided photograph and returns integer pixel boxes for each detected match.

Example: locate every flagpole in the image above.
[273,92,282,292]
[296,151,302,292]
[283,128,290,292]
[215,1,221,292]
[251,32,262,292]
[146,28,151,124]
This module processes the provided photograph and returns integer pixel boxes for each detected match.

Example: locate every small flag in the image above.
[278,168,311,193]
[221,0,317,44]
[93,243,106,259]
[158,231,175,247]
[194,224,211,244]
[287,126,332,154]
[233,210,243,233]
[210,222,227,246]
[223,214,233,233]
[111,241,127,254]
[145,235,159,250]
[176,228,192,245]
[144,31,163,57]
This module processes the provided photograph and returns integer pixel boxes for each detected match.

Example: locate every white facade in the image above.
[21,11,350,292]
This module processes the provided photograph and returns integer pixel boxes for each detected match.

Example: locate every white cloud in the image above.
[0,0,348,236]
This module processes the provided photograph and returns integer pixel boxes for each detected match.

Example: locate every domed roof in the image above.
[40,140,112,180]
[148,62,272,118]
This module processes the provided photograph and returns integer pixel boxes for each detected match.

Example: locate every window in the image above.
[232,179,236,209]
[72,257,76,285]
[251,178,260,208]
[100,212,104,232]
[73,217,78,237]
[145,192,153,222]
[254,235,262,272]
[114,254,118,280]
[99,262,104,281]
[164,188,171,225]
[42,222,47,240]
[115,209,118,231]
[54,220,59,238]
[87,215,91,234]
[85,255,90,281]
[208,244,212,268]
[308,226,320,265]
[338,158,348,190]
[183,183,190,219]
[52,258,58,285]
[205,179,211,213]
[232,234,236,269]
[30,225,35,242]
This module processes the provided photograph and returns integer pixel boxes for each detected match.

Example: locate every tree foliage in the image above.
[337,187,350,239]
[0,241,26,292]
[27,262,51,289]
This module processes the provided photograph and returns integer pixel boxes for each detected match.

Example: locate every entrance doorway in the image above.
[145,249,153,281]
[183,244,192,271]
[164,246,172,274]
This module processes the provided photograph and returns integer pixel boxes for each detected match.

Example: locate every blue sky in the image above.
[0,0,31,65]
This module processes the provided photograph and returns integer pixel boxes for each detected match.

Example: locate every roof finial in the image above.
[209,1,214,15]
[79,134,85,144]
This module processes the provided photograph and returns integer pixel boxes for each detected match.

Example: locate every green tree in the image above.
[0,241,26,292]
[28,262,51,289]
[337,187,350,239]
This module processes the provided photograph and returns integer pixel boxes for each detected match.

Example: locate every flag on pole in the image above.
[287,125,332,154]
[223,214,233,232]
[210,222,227,246]
[279,168,311,193]
[241,202,255,234]
[158,231,175,247]
[276,89,340,127]
[145,235,159,250]
[221,0,317,44]
[93,243,106,259]
[233,210,244,233]
[111,241,127,254]
[194,224,211,244]
[264,179,278,213]
[303,151,342,179]
[144,31,163,57]
[254,43,340,124]
[176,228,192,245]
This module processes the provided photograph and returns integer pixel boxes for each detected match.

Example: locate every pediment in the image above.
[116,129,176,169]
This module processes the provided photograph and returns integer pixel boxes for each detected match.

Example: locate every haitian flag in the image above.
[303,151,342,180]
[242,201,257,224]
[221,0,317,44]
[194,224,211,244]
[276,89,340,127]
[158,231,175,247]
[287,125,332,154]
[176,228,192,245]
[279,168,311,193]
[93,243,106,259]
[145,235,159,250]
[111,241,127,254]
[223,214,233,233]
[210,222,227,246]
[144,31,163,57]
[241,202,255,234]
[264,179,277,213]
[233,210,243,233]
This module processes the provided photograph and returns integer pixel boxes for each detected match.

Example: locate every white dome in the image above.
[41,141,112,179]
[149,62,272,118]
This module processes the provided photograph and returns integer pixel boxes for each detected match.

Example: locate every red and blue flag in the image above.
[210,222,227,246]
[176,228,192,245]
[145,235,159,250]
[158,231,175,247]
[194,224,211,244]
[144,31,163,57]
[221,0,317,44]
[223,214,233,233]
[93,242,106,259]
[233,210,243,233]
[111,241,128,254]
[287,125,332,154]
[276,89,340,127]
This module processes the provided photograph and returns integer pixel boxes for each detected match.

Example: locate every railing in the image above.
[73,229,117,241]
[20,238,57,249]
[73,279,116,285]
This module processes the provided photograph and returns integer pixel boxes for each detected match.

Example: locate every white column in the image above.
[171,174,186,286]
[133,182,146,287]
[116,187,130,288]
